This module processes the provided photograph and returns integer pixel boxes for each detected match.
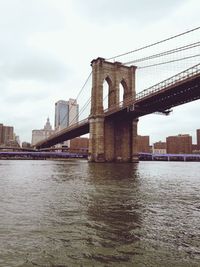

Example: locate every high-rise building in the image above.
[137,135,150,153]
[166,134,192,154]
[54,99,79,148]
[32,118,55,146]
[55,99,79,131]
[2,126,14,145]
[0,123,18,146]
[197,129,200,149]
[68,98,79,125]
[55,100,69,130]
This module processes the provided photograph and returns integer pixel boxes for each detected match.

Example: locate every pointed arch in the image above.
[103,75,113,110]
[120,79,129,95]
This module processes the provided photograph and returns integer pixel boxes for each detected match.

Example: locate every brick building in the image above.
[153,141,166,154]
[166,134,192,154]
[137,135,150,153]
[70,137,89,152]
[197,129,200,149]
[0,124,14,145]
[0,124,3,144]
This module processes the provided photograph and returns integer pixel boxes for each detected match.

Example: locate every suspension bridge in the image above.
[34,27,200,162]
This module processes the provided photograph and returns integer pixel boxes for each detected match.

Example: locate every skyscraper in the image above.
[54,99,79,130]
[55,100,69,130]
[2,126,14,145]
[54,99,79,148]
[68,98,79,125]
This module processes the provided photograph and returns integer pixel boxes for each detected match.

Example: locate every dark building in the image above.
[0,124,14,145]
[197,129,200,149]
[137,135,150,153]
[22,142,31,148]
[0,124,3,144]
[166,134,192,154]
[192,144,199,153]
[3,126,14,144]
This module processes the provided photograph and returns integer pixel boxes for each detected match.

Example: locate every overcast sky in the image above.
[0,0,199,144]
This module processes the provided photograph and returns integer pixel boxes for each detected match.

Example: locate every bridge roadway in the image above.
[35,63,200,149]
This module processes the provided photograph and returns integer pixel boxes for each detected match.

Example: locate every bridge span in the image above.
[35,62,200,161]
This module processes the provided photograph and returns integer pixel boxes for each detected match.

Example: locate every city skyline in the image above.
[0,0,199,143]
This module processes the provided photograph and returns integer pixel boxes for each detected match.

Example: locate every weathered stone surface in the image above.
[89,58,138,163]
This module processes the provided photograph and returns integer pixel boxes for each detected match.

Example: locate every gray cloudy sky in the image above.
[0,0,199,144]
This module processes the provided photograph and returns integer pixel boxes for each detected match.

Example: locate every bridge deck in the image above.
[35,64,200,149]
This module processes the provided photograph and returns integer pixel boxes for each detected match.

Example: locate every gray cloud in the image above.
[1,54,69,82]
[0,0,199,143]
[73,0,184,24]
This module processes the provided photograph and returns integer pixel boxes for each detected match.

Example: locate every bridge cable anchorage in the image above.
[59,71,92,127]
[106,26,200,61]
[124,41,200,65]
[137,54,200,69]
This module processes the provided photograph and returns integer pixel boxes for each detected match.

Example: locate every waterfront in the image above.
[0,160,200,267]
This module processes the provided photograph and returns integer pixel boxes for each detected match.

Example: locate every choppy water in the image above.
[0,159,200,267]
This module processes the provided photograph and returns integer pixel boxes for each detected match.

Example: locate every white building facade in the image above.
[32,118,55,146]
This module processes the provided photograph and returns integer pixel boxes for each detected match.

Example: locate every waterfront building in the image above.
[70,137,89,152]
[0,124,14,145]
[0,124,3,144]
[22,142,31,148]
[197,129,200,149]
[32,118,55,146]
[137,135,150,153]
[166,134,192,154]
[153,141,167,154]
[3,126,14,144]
[192,144,199,153]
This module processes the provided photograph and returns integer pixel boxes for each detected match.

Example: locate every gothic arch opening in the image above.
[119,84,124,105]
[119,79,128,105]
[103,76,112,110]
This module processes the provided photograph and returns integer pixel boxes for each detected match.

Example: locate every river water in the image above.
[0,160,200,267]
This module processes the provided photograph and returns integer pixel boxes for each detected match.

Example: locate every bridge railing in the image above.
[104,63,200,116]
[136,63,200,100]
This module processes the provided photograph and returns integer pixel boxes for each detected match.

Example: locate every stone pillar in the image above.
[131,118,139,162]
[88,115,105,162]
[115,119,133,162]
[89,57,137,163]
[104,119,115,162]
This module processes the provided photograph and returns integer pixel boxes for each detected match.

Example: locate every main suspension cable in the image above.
[106,26,200,61]
[124,41,200,65]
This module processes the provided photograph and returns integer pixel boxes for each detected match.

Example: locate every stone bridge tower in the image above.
[89,57,138,162]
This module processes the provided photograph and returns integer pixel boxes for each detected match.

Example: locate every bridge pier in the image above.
[88,57,138,163]
[88,116,139,163]
[88,115,105,162]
